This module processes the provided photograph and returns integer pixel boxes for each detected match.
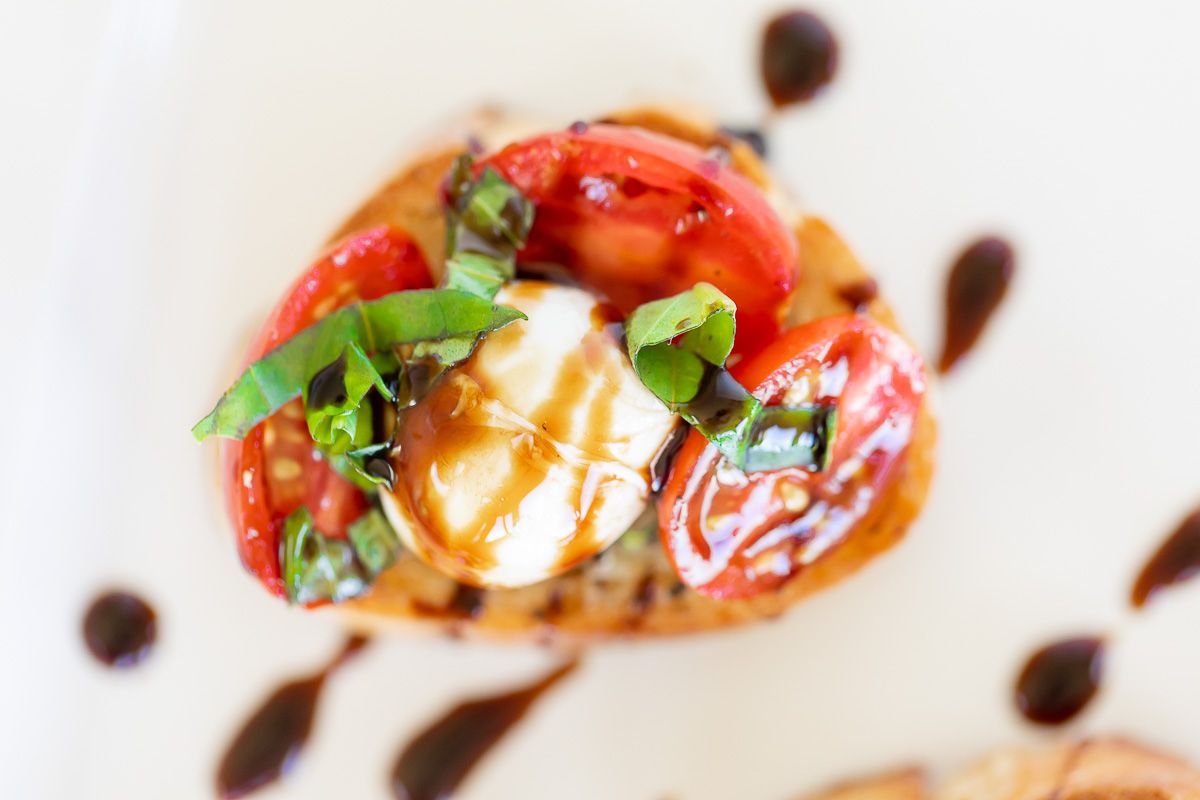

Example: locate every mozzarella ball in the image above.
[380,281,679,588]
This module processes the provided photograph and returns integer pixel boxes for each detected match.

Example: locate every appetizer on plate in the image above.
[796,738,1200,800]
[193,106,936,637]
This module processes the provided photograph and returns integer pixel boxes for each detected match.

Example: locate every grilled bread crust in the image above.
[792,739,1200,800]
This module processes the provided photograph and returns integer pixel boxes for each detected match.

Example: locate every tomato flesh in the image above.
[658,316,927,600]
[220,227,432,597]
[481,124,798,356]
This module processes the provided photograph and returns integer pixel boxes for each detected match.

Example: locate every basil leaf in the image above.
[626,282,737,405]
[303,342,391,455]
[442,157,534,301]
[347,508,401,576]
[192,289,526,442]
[443,250,514,301]
[444,150,475,211]
[319,354,449,490]
[411,334,479,365]
[626,284,836,473]
[298,160,537,464]
[281,507,367,605]
[460,166,535,249]
[325,453,383,493]
[626,283,752,462]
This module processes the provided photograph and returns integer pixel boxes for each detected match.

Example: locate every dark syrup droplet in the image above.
[1014,636,1105,726]
[1131,507,1200,609]
[82,590,157,668]
[938,236,1015,373]
[720,126,768,158]
[216,636,369,799]
[390,661,578,800]
[649,424,689,493]
[760,10,839,107]
[306,354,349,409]
[447,583,486,619]
[364,455,397,487]
[837,278,878,312]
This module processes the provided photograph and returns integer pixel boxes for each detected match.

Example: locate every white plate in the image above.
[7,1,1200,798]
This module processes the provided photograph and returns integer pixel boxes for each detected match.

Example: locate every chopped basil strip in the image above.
[348,509,402,576]
[442,156,534,301]
[281,507,367,605]
[303,342,391,455]
[444,151,475,210]
[326,452,382,493]
[400,158,534,372]
[626,283,835,473]
[411,335,478,365]
[192,289,525,442]
[316,353,452,491]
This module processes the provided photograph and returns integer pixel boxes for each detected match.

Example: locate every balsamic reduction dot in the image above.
[761,10,839,107]
[447,584,486,619]
[837,278,879,312]
[82,591,157,668]
[720,126,769,158]
[1014,636,1105,726]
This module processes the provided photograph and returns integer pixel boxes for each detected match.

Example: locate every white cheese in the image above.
[380,281,679,588]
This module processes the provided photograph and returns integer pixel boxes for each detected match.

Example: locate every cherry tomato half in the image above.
[658,316,927,600]
[480,124,798,356]
[220,226,432,597]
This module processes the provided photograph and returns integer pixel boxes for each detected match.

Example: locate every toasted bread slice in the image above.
[797,768,927,800]
[934,737,1200,800]
[789,738,1200,800]
[336,106,937,639]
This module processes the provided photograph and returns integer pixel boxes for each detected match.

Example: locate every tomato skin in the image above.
[658,316,927,600]
[480,124,798,356]
[220,226,432,597]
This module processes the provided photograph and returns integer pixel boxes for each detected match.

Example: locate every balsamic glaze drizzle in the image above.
[390,661,577,800]
[215,636,369,798]
[1131,508,1200,609]
[938,236,1015,373]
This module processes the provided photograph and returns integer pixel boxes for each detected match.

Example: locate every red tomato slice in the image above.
[220,226,432,597]
[658,316,927,600]
[480,123,798,356]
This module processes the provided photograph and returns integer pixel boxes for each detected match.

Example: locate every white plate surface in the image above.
[5,1,1200,798]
